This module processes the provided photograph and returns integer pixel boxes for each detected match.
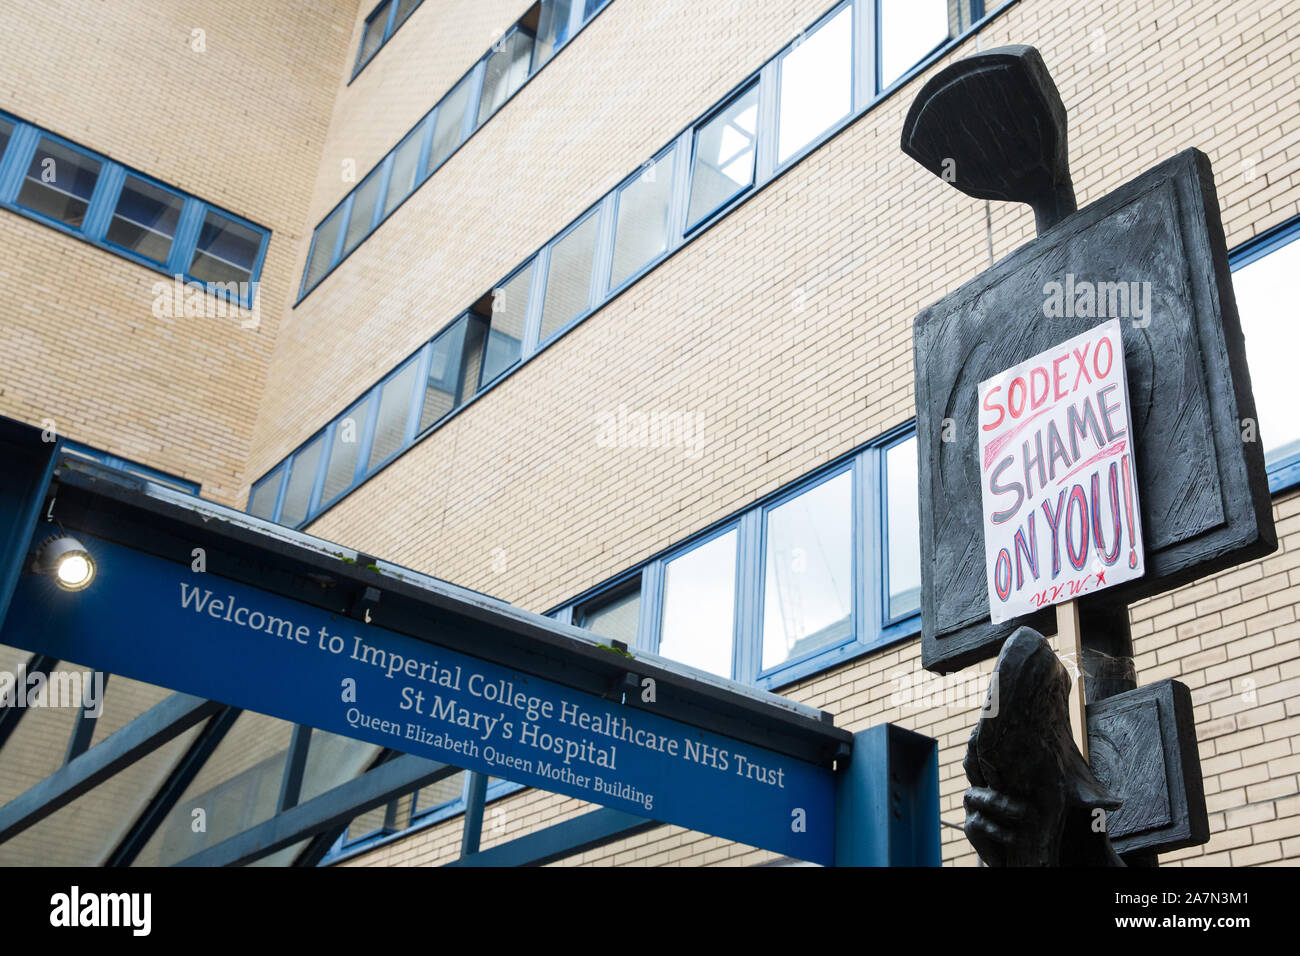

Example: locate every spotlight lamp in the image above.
[32,535,97,591]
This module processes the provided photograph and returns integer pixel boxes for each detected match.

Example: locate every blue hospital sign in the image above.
[3,533,835,864]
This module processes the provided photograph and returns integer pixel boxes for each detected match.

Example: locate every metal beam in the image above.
[105,705,241,867]
[63,671,109,765]
[447,808,659,867]
[460,771,488,857]
[174,754,456,867]
[0,692,222,844]
[277,724,312,812]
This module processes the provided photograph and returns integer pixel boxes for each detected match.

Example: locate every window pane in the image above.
[778,6,852,163]
[0,119,15,166]
[383,125,425,217]
[106,175,183,263]
[534,0,574,65]
[886,437,922,619]
[880,0,955,88]
[420,318,470,431]
[16,137,101,229]
[583,0,608,19]
[611,150,674,289]
[687,85,759,228]
[480,263,532,386]
[279,436,325,527]
[412,770,467,819]
[659,530,737,678]
[343,170,383,254]
[358,2,390,64]
[393,0,420,28]
[477,29,534,125]
[321,396,372,504]
[304,206,344,290]
[429,76,474,170]
[577,586,641,646]
[189,209,261,287]
[762,471,853,670]
[247,470,283,520]
[539,212,598,341]
[1234,235,1300,464]
[367,361,418,470]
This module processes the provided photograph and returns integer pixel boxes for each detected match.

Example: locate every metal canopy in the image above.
[0,417,939,866]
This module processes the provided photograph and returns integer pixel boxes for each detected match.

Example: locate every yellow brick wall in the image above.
[0,0,356,504]
[325,0,1299,866]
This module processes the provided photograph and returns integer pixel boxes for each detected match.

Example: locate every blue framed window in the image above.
[759,467,855,675]
[564,424,922,690]
[686,83,761,230]
[777,4,855,165]
[353,0,425,78]
[478,26,535,125]
[877,0,970,91]
[658,526,741,679]
[1230,216,1300,494]
[609,146,676,292]
[61,441,201,496]
[0,112,270,307]
[538,209,600,344]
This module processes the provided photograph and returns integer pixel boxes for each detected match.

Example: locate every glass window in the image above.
[16,137,101,229]
[611,150,674,289]
[304,207,344,291]
[189,208,262,287]
[539,212,598,342]
[383,125,425,218]
[687,85,759,228]
[761,471,853,671]
[279,436,325,527]
[392,0,420,28]
[419,318,472,431]
[659,530,738,678]
[430,76,474,170]
[885,436,921,619]
[576,584,641,646]
[879,0,956,89]
[778,6,853,164]
[534,0,574,66]
[367,361,418,470]
[320,396,372,504]
[1234,233,1300,466]
[0,118,14,165]
[480,263,532,386]
[478,29,535,125]
[106,175,183,263]
[583,0,608,19]
[357,2,390,66]
[247,469,283,520]
[343,170,383,254]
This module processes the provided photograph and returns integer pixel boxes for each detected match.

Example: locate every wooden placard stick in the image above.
[1057,598,1088,761]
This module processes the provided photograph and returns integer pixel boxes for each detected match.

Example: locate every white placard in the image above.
[977,319,1145,623]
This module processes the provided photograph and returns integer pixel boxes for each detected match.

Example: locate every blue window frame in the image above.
[353,0,425,79]
[0,111,270,308]
[686,83,761,231]
[1229,215,1300,495]
[61,441,201,496]
[563,424,922,690]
